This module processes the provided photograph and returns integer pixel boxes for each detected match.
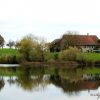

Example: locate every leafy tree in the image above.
[18,34,50,62]
[6,40,15,48]
[18,34,38,61]
[0,35,5,48]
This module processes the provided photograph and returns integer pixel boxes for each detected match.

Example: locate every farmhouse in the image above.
[50,34,100,53]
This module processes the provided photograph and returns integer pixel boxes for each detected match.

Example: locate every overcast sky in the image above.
[0,0,100,42]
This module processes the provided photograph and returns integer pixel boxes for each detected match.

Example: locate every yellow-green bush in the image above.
[0,54,18,64]
[59,47,80,61]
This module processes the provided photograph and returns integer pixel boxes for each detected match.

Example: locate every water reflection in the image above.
[0,66,100,95]
[0,76,5,91]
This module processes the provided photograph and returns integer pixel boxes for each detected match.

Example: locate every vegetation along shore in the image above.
[0,31,100,66]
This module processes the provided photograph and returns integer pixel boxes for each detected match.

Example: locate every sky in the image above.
[0,0,100,42]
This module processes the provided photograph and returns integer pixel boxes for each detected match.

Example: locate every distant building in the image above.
[50,34,100,53]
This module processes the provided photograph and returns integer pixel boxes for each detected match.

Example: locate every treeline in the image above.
[0,34,19,48]
[0,33,87,64]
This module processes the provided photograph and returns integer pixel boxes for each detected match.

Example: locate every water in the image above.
[0,64,19,67]
[0,66,100,100]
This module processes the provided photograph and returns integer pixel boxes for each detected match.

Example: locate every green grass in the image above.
[83,53,100,61]
[0,48,17,56]
[51,52,100,62]
[0,49,100,62]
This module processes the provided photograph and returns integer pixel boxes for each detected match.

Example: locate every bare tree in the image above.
[60,31,80,50]
[50,31,80,52]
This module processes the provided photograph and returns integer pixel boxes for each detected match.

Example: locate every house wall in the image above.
[81,46,94,53]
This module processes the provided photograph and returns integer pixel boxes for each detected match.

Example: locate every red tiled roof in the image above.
[63,35,99,45]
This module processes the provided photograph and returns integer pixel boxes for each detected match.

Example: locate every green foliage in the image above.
[0,54,18,64]
[53,52,59,60]
[18,35,38,61]
[76,53,86,61]
[58,47,80,61]
[0,48,18,64]
[18,34,51,62]
[0,35,5,48]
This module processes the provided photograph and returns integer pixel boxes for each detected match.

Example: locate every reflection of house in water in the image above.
[50,74,100,94]
[83,74,100,80]
[79,81,99,90]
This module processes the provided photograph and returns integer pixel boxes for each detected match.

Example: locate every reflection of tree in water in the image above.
[5,67,17,85]
[50,68,100,95]
[45,67,81,95]
[16,66,50,91]
[0,76,5,91]
[7,76,16,85]
[1,66,100,94]
[50,75,81,95]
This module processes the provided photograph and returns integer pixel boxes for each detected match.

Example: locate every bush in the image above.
[18,34,51,62]
[0,54,18,64]
[76,53,86,61]
[59,47,80,61]
[53,52,59,60]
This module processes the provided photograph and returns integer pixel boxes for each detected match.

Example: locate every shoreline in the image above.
[21,61,100,67]
[20,61,79,68]
[0,60,100,67]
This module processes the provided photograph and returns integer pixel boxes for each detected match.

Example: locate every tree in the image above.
[18,34,38,61]
[18,34,50,62]
[60,31,80,50]
[34,38,50,61]
[6,40,15,48]
[0,35,5,48]
[50,31,80,52]
[15,41,20,49]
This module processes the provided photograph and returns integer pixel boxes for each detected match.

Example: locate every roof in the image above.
[62,35,100,45]
[52,39,60,44]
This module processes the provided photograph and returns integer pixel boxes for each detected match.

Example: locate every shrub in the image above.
[18,34,51,62]
[0,54,18,64]
[58,47,80,61]
[76,53,86,62]
[53,52,59,60]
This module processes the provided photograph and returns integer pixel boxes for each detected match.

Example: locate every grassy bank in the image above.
[51,52,100,62]
[0,48,18,64]
[83,53,100,61]
[0,48,100,61]
[0,48,17,56]
[0,48,100,65]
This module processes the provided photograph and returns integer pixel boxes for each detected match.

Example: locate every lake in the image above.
[0,65,100,100]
